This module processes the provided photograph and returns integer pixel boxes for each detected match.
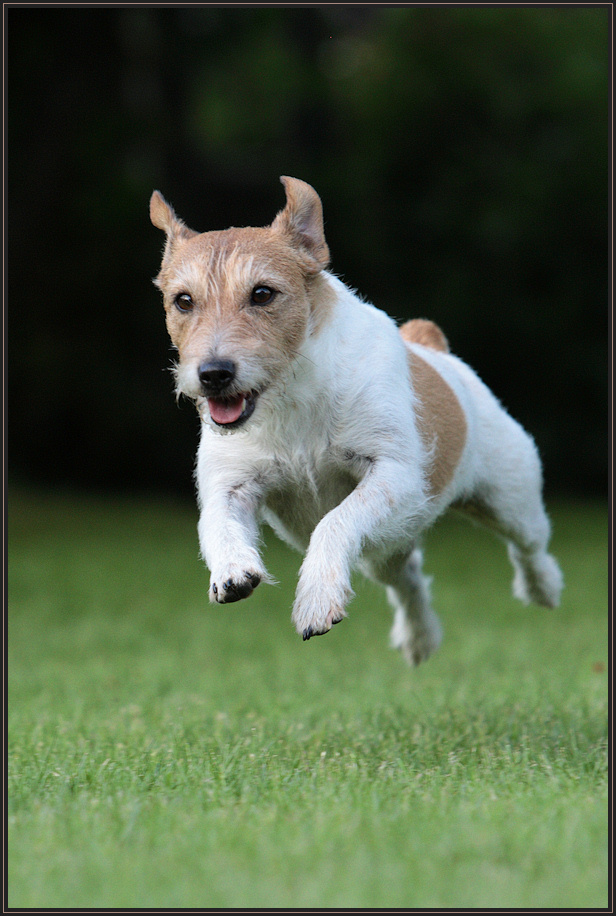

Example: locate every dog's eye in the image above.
[251,286,275,306]
[174,293,194,312]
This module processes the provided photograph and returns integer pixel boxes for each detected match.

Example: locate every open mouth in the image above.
[207,390,258,428]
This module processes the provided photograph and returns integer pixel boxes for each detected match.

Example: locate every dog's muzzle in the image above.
[198,359,259,428]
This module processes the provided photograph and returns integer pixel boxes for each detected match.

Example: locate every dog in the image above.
[150,176,563,665]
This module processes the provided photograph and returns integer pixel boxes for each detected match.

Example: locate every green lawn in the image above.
[8,488,608,908]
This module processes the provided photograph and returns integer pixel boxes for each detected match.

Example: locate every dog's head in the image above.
[150,176,330,431]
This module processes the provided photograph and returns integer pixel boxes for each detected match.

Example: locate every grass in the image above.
[8,488,608,908]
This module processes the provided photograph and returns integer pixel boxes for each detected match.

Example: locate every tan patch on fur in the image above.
[307,272,337,336]
[400,319,449,353]
[407,350,467,495]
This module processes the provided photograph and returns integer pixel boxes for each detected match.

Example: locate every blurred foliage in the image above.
[8,7,608,495]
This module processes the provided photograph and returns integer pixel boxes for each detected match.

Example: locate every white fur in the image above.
[194,272,563,661]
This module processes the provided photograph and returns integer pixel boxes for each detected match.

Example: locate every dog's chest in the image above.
[261,453,359,551]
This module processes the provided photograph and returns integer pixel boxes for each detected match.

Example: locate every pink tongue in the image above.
[208,394,245,425]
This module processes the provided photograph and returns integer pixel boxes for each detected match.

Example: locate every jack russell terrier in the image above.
[150,176,563,665]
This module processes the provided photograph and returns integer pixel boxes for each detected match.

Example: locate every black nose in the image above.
[198,359,236,392]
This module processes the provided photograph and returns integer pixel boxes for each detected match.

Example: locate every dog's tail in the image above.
[399,318,450,353]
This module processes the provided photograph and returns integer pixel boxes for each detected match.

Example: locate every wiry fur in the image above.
[150,176,563,664]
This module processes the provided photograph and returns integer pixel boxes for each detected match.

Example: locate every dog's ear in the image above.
[272,176,330,271]
[150,191,197,243]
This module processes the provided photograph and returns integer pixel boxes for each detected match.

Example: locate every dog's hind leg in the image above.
[502,498,563,608]
[364,549,443,666]
[507,539,563,608]
[457,481,563,610]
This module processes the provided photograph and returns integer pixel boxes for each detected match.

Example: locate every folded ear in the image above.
[271,176,330,271]
[150,190,197,242]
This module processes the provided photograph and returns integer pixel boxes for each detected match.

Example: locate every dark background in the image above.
[7,7,609,498]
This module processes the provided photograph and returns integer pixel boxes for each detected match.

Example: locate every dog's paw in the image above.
[292,578,352,641]
[389,608,443,667]
[301,609,346,641]
[209,568,263,604]
[292,552,353,641]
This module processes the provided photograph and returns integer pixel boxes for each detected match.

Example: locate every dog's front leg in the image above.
[293,460,426,640]
[197,476,270,605]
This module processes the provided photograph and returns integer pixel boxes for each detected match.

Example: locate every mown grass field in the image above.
[8,488,608,909]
